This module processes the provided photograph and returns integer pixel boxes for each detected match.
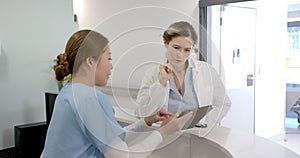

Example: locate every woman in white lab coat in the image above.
[135,21,231,130]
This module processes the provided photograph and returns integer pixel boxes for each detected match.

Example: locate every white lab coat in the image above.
[135,58,231,127]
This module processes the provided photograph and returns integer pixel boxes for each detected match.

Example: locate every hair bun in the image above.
[53,53,71,81]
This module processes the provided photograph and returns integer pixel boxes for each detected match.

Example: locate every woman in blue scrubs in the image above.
[40,30,192,158]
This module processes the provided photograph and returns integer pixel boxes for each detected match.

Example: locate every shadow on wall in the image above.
[0,50,8,81]
[2,128,13,148]
[23,99,44,124]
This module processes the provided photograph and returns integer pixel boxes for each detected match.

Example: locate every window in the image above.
[286,3,300,86]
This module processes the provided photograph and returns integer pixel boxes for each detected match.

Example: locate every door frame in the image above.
[199,0,255,62]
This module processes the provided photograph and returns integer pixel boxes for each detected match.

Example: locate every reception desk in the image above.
[113,106,300,158]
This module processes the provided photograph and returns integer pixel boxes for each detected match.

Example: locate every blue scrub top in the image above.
[41,83,124,158]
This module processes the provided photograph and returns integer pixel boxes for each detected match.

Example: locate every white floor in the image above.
[276,114,300,156]
[277,133,300,156]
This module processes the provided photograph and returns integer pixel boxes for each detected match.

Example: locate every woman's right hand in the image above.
[157,111,193,138]
[159,64,173,87]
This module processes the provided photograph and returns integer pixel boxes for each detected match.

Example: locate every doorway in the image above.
[200,1,257,134]
[219,4,256,134]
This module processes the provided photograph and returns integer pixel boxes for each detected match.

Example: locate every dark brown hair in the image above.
[53,30,109,81]
[163,21,198,45]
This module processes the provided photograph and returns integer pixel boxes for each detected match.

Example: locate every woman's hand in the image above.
[159,64,173,87]
[144,108,174,126]
[157,111,193,138]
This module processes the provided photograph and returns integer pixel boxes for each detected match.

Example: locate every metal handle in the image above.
[247,74,254,86]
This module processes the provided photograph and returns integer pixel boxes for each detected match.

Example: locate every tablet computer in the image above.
[179,105,213,129]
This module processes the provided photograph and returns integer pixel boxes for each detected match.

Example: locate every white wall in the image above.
[0,0,74,149]
[74,0,199,89]
[254,0,287,138]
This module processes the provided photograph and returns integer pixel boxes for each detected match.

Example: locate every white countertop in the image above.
[113,106,300,158]
[187,127,300,158]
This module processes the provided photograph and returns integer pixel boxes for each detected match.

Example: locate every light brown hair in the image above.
[54,30,109,81]
[163,21,198,45]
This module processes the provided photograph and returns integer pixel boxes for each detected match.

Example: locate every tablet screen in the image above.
[180,105,213,129]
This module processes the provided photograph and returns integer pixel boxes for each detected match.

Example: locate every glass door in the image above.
[207,2,257,133]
